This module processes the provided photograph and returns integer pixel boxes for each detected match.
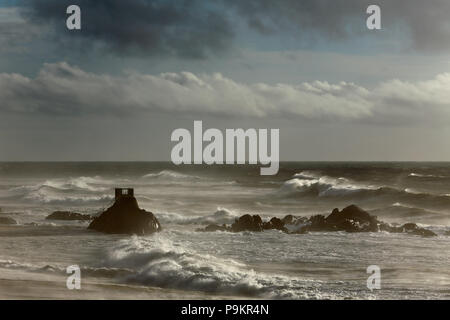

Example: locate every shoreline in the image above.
[0,268,246,300]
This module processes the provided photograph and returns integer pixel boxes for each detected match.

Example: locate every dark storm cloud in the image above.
[15,0,450,57]
[227,0,450,52]
[0,7,42,53]
[19,0,234,59]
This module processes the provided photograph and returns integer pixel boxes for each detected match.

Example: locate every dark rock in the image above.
[334,219,362,233]
[402,223,418,231]
[445,230,450,236]
[196,204,437,237]
[306,214,329,231]
[379,222,436,237]
[269,217,285,230]
[326,205,376,225]
[231,214,264,232]
[400,223,437,237]
[46,211,92,221]
[0,217,17,225]
[282,215,308,225]
[262,217,287,232]
[88,196,161,235]
[322,205,379,232]
[281,214,295,225]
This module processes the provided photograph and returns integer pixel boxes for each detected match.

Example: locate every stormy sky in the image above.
[1,0,450,161]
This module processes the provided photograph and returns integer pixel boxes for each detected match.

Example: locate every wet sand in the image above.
[0,268,241,300]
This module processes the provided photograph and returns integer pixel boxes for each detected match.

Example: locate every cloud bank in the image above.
[1,62,449,125]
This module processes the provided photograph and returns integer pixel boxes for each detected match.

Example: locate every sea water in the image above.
[0,162,449,299]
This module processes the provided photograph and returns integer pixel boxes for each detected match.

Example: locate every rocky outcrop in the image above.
[46,211,92,221]
[88,196,161,235]
[263,217,287,232]
[379,222,436,237]
[197,205,437,237]
[0,217,17,225]
[320,204,379,232]
[231,214,263,232]
[198,215,287,233]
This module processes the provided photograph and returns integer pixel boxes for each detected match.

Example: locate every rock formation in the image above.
[88,194,161,235]
[197,204,437,237]
[230,214,264,232]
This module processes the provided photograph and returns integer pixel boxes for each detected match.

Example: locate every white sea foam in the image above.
[279,172,376,197]
[5,176,114,205]
[24,191,113,205]
[408,173,447,179]
[279,172,450,205]
[41,176,109,192]
[10,176,108,195]
[156,207,239,225]
[142,170,201,181]
[105,234,324,299]
[292,171,321,179]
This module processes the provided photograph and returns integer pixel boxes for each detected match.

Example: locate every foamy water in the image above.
[0,162,449,299]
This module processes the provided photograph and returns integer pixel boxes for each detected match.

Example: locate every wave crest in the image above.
[280,172,375,197]
[105,234,315,299]
[5,176,113,205]
[142,170,201,181]
[408,173,448,179]
[278,172,450,208]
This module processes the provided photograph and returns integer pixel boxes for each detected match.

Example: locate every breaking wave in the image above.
[42,176,109,192]
[142,170,202,181]
[278,172,450,208]
[156,207,239,225]
[105,234,323,299]
[408,173,448,179]
[24,192,113,205]
[280,172,376,197]
[20,176,109,192]
[4,176,113,205]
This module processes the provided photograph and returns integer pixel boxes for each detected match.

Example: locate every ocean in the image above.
[0,162,449,299]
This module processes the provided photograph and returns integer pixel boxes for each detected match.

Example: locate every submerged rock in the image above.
[46,211,92,221]
[196,204,437,237]
[380,222,436,237]
[88,195,161,235]
[401,223,436,237]
[0,217,17,225]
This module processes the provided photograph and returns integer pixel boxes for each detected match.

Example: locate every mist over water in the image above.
[0,162,449,299]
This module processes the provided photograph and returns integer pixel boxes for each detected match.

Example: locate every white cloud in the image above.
[1,62,449,125]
